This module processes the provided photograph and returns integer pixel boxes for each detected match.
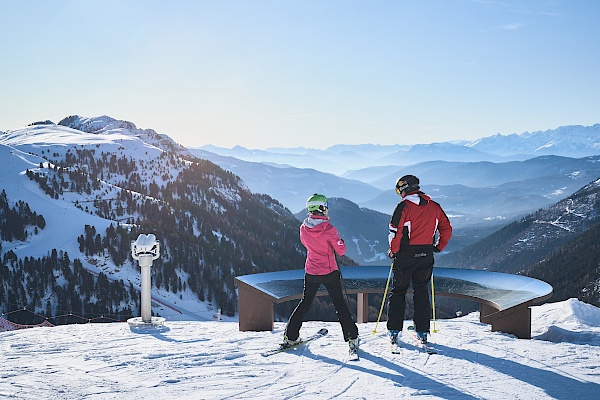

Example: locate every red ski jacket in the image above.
[388,191,452,255]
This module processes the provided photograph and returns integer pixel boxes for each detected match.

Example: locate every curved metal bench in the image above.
[235,266,553,339]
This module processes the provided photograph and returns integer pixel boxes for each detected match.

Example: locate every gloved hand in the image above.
[433,246,441,253]
[387,249,397,259]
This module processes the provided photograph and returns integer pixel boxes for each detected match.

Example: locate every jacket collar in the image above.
[304,214,329,228]
[403,191,431,205]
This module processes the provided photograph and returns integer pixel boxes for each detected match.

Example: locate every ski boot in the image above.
[282,336,301,349]
[388,330,400,344]
[348,337,359,360]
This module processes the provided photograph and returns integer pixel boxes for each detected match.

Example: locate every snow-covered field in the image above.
[1,298,599,399]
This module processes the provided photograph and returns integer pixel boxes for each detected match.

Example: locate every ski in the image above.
[407,326,438,355]
[262,328,328,357]
[420,342,438,355]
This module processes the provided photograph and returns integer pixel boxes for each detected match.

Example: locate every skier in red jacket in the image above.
[284,194,359,355]
[387,175,452,346]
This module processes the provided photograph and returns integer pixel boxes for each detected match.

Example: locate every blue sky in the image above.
[1,0,599,149]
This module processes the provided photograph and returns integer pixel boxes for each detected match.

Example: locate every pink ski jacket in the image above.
[300,215,346,275]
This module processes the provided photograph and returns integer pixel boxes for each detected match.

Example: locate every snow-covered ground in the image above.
[1,298,599,399]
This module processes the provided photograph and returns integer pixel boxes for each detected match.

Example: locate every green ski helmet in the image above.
[306,193,328,214]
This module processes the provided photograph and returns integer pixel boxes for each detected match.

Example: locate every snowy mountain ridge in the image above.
[0,115,308,322]
[198,123,600,174]
[0,137,219,322]
[466,123,600,157]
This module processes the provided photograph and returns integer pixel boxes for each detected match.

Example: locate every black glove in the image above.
[387,249,397,259]
[433,246,441,253]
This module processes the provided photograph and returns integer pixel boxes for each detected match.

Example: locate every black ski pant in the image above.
[386,246,434,333]
[285,270,358,342]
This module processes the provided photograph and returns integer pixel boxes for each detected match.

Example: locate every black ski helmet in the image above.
[395,175,420,196]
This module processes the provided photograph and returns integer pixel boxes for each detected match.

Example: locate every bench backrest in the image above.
[235,266,553,312]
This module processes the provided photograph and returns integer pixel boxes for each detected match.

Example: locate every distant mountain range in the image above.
[189,149,384,213]
[196,123,600,174]
[195,146,600,230]
[466,124,600,158]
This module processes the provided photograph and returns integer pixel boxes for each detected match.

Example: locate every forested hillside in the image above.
[0,189,46,242]
[1,188,138,323]
[1,117,340,323]
[529,221,600,307]
[438,178,600,273]
[437,178,600,307]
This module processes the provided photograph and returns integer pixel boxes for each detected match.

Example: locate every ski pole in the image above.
[431,272,438,333]
[372,262,394,334]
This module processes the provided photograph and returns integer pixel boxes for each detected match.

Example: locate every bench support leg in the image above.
[237,283,274,332]
[480,303,496,322]
[480,303,532,339]
[357,292,369,323]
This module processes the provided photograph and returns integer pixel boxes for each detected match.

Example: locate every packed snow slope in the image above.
[1,299,599,400]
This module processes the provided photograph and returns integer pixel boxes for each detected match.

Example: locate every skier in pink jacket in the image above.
[283,194,359,355]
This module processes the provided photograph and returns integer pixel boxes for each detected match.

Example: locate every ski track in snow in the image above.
[2,307,600,400]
